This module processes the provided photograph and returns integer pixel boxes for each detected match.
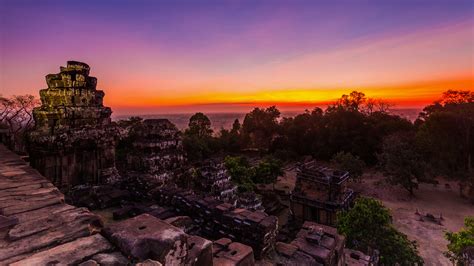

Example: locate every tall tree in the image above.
[378,133,425,195]
[417,90,474,179]
[241,106,280,150]
[183,112,215,161]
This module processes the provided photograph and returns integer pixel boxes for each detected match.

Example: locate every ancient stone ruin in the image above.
[28,61,118,188]
[153,186,279,259]
[290,161,355,226]
[194,160,238,204]
[0,144,258,265]
[275,221,346,265]
[126,119,185,180]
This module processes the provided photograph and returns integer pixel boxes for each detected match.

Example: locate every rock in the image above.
[136,259,163,266]
[0,215,18,238]
[91,252,129,266]
[78,260,99,266]
[186,235,213,266]
[9,234,113,265]
[103,214,188,264]
[213,238,255,266]
[164,216,193,231]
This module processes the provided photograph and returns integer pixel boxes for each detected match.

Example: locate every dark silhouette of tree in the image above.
[416,90,473,190]
[231,119,241,133]
[331,151,365,182]
[336,91,367,111]
[241,106,280,150]
[378,133,425,195]
[183,112,216,161]
[187,112,213,138]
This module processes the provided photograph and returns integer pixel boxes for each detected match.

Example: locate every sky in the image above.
[0,0,473,115]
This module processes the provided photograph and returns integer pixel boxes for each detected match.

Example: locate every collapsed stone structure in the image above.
[153,187,278,258]
[103,213,213,265]
[275,221,345,265]
[1,144,258,265]
[237,191,264,211]
[290,161,355,226]
[119,119,185,197]
[213,237,255,265]
[195,160,237,204]
[126,119,185,180]
[28,61,118,188]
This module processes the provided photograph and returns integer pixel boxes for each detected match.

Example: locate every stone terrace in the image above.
[0,144,119,265]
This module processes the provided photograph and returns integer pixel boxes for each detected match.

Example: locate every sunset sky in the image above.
[1,0,473,115]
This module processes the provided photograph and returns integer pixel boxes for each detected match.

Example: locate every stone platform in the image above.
[0,144,119,265]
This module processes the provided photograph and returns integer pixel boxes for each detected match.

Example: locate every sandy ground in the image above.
[277,167,473,265]
[350,171,473,265]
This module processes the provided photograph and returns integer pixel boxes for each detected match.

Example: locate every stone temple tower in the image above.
[28,61,119,188]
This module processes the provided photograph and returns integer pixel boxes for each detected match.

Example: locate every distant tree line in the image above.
[183,90,473,196]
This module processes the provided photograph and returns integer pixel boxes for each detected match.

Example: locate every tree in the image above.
[378,133,426,195]
[336,91,367,111]
[241,106,280,150]
[187,112,213,138]
[231,119,241,134]
[253,156,284,184]
[331,151,365,182]
[444,216,474,265]
[337,197,423,265]
[322,103,372,162]
[183,113,216,161]
[224,156,255,192]
[217,119,242,153]
[0,94,39,152]
[416,90,473,186]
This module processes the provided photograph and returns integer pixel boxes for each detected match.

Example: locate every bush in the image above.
[337,197,423,265]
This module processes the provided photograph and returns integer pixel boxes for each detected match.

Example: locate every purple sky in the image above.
[1,0,473,114]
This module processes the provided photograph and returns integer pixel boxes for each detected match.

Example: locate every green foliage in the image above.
[224,155,283,190]
[253,156,284,184]
[337,197,423,265]
[378,133,425,195]
[224,156,255,192]
[444,216,474,265]
[331,151,365,181]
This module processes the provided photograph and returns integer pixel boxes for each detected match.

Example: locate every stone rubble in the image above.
[153,187,278,259]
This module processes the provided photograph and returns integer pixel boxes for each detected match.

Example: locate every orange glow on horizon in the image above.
[107,75,473,111]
